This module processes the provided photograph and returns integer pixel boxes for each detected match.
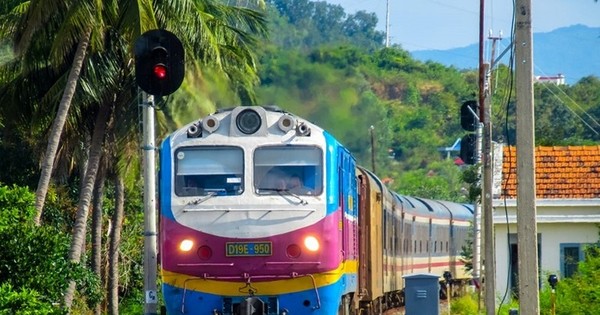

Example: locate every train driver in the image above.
[287,174,311,194]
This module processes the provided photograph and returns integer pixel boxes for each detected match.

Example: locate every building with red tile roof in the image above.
[492,144,600,297]
[500,145,600,199]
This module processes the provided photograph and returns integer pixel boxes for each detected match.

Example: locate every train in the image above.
[158,106,474,315]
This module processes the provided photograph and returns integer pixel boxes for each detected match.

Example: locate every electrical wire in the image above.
[496,0,516,313]
[533,66,600,135]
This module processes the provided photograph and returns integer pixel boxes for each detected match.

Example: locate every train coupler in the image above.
[219,296,285,315]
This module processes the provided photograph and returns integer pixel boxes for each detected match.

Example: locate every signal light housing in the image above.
[460,100,479,132]
[460,133,478,165]
[134,29,184,96]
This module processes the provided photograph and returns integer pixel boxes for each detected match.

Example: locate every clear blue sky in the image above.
[325,0,600,51]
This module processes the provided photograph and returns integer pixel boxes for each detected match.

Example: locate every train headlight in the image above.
[304,236,320,252]
[179,239,194,252]
[236,109,262,134]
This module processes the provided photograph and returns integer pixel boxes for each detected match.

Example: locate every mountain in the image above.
[410,24,600,85]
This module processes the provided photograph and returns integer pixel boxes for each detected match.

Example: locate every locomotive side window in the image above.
[254,146,323,195]
[174,147,244,196]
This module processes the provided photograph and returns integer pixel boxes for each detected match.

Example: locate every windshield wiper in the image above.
[267,188,308,205]
[188,191,217,205]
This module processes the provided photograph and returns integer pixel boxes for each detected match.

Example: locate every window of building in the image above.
[561,243,585,278]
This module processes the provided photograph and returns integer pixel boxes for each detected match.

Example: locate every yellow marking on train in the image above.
[162,260,358,296]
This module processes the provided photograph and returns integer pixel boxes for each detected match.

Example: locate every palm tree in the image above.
[91,161,107,315]
[2,0,268,310]
[0,0,104,225]
[107,175,125,314]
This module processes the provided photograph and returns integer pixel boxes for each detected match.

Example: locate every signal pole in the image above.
[515,0,540,313]
[135,29,185,314]
[142,92,158,315]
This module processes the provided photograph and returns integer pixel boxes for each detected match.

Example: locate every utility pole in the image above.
[477,30,503,314]
[385,0,390,47]
[515,0,540,313]
[142,92,158,315]
[370,125,376,173]
[478,1,496,313]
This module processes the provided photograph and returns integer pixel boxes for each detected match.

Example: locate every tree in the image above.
[107,176,125,314]
[2,0,268,310]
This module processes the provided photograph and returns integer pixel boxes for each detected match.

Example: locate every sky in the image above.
[324,0,600,51]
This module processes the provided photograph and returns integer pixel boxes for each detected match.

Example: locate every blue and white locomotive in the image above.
[158,106,473,314]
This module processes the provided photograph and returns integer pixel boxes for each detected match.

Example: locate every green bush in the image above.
[0,283,65,314]
[0,184,101,311]
[450,294,480,314]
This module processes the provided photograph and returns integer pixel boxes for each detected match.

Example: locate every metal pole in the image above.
[515,0,540,313]
[551,288,556,315]
[482,63,497,315]
[472,121,483,310]
[142,92,158,314]
[370,125,376,174]
[385,0,390,47]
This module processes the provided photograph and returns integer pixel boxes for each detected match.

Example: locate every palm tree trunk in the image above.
[92,165,106,315]
[34,27,92,226]
[108,175,125,315]
[63,102,111,309]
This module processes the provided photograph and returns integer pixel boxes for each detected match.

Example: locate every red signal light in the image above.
[153,64,168,80]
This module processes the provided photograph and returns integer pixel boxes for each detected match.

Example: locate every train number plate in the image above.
[225,242,272,257]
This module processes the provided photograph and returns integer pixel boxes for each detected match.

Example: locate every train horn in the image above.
[296,122,311,136]
[187,123,202,138]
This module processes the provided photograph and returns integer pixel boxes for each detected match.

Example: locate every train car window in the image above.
[174,147,243,196]
[254,146,323,195]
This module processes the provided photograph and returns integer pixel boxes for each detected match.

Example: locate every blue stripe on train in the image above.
[162,273,357,314]
[160,136,175,221]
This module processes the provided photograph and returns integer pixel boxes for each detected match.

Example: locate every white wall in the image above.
[494,220,599,298]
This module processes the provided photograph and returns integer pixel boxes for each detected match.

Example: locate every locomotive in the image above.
[158,106,473,314]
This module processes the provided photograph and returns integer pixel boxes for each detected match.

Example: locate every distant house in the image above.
[438,138,461,159]
[534,73,566,85]
[492,145,600,296]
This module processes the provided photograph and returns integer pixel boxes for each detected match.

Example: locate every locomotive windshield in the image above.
[174,146,243,196]
[254,146,323,195]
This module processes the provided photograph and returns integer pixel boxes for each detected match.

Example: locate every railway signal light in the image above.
[459,100,479,165]
[460,133,477,165]
[460,100,479,132]
[134,29,184,96]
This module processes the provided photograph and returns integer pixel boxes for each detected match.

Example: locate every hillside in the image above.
[411,24,600,85]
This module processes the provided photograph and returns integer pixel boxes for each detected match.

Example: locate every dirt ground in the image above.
[383,300,450,315]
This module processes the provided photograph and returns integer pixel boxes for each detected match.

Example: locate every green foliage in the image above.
[265,0,384,51]
[0,283,65,315]
[0,184,36,230]
[391,160,468,202]
[461,165,481,203]
[0,184,101,311]
[0,131,38,188]
[448,293,480,315]
[538,243,600,314]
